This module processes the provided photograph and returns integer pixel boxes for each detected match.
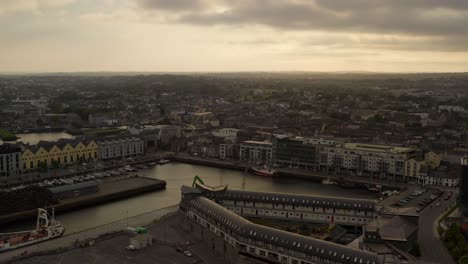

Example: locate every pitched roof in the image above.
[183,194,383,264]
[196,186,376,211]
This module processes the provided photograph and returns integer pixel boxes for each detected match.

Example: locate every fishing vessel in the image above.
[0,208,64,252]
[251,165,276,177]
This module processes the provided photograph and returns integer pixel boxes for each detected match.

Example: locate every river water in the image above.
[0,132,74,145]
[49,163,376,234]
[1,133,378,234]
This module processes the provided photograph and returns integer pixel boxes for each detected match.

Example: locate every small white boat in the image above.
[158,159,171,165]
[321,178,335,185]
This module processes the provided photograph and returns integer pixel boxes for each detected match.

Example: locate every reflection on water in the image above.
[1,163,377,234]
[0,132,74,145]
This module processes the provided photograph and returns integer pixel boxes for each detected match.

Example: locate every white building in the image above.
[219,143,238,160]
[98,136,144,160]
[211,128,239,143]
[240,141,272,164]
[419,173,459,187]
[321,143,418,180]
[0,144,22,177]
[439,105,467,113]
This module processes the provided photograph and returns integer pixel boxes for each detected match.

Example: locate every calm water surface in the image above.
[0,132,74,145]
[2,163,377,234]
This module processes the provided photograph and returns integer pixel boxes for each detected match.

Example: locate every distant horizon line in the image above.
[1,70,468,76]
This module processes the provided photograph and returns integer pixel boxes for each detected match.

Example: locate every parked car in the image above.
[125,245,135,251]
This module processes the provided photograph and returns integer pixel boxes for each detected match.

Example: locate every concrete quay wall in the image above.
[0,178,166,225]
[169,155,404,188]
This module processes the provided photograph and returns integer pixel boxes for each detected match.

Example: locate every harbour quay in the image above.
[0,177,166,225]
[169,154,404,188]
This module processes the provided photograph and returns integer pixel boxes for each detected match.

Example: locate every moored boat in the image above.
[251,166,276,177]
[366,184,382,193]
[158,159,171,165]
[321,177,336,185]
[0,208,64,252]
[335,179,357,189]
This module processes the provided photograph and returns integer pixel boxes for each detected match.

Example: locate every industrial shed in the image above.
[48,181,99,199]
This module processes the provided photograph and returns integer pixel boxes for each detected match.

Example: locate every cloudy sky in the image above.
[1,0,467,72]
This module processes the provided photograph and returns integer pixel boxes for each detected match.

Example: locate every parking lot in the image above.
[381,186,451,214]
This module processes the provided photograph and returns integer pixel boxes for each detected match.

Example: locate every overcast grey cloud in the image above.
[137,0,209,11]
[0,0,467,72]
[137,0,468,36]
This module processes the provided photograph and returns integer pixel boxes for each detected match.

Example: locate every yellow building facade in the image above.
[21,139,98,171]
[404,151,443,179]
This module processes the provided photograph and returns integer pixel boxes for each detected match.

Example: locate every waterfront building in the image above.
[21,139,98,171]
[0,144,22,177]
[322,143,418,181]
[459,156,468,219]
[272,135,419,182]
[97,136,144,160]
[181,186,383,264]
[197,187,377,226]
[272,135,337,170]
[219,143,239,160]
[211,128,239,143]
[240,140,272,164]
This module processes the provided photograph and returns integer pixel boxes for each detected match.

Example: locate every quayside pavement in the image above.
[0,205,178,263]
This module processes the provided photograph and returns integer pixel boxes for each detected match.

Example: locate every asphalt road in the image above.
[419,194,456,264]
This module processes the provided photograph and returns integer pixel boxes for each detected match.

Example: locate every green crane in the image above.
[192,175,205,187]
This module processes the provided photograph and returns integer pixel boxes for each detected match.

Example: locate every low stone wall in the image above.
[0,178,166,225]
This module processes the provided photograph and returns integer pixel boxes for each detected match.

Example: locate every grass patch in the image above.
[0,129,17,141]
[440,203,458,223]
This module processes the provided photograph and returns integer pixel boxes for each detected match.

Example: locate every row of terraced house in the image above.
[0,136,144,177]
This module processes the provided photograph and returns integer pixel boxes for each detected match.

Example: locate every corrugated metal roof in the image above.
[183,195,383,264]
[197,187,376,211]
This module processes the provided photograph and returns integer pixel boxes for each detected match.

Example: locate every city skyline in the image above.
[1,0,468,73]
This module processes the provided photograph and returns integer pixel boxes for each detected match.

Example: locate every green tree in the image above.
[459,255,468,264]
